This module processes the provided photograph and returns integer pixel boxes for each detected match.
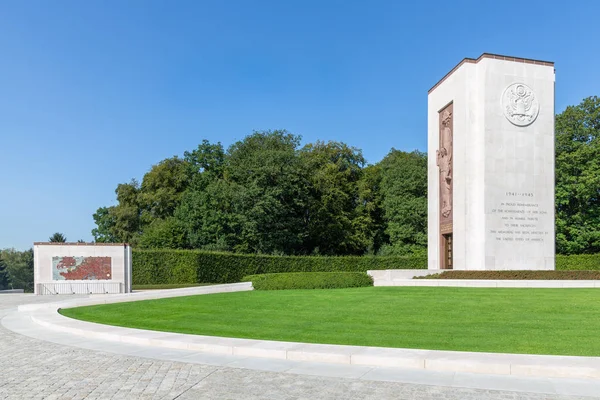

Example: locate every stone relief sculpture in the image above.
[437,109,453,219]
[502,83,539,126]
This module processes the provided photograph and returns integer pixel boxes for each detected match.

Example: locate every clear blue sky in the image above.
[1,0,599,250]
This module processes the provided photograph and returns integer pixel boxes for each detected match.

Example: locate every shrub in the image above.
[556,254,600,270]
[415,270,600,280]
[132,249,426,285]
[242,272,373,290]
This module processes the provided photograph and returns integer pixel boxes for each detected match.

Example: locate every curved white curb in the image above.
[18,282,253,311]
[15,282,600,380]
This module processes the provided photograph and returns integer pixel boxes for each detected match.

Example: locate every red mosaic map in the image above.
[52,256,112,280]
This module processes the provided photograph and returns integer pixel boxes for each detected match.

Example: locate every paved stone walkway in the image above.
[0,294,597,400]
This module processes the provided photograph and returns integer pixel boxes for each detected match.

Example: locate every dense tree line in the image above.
[0,233,68,291]
[0,255,10,290]
[93,96,600,256]
[93,131,426,256]
[555,96,600,254]
[0,233,80,291]
[0,248,34,291]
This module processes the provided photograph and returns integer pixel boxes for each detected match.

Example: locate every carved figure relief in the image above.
[502,83,539,126]
[437,107,453,221]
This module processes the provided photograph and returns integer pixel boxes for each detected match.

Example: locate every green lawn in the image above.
[59,287,600,356]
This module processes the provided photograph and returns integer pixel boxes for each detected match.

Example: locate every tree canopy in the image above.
[93,130,428,255]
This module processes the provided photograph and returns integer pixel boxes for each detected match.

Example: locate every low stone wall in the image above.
[368,269,600,288]
[368,269,442,284]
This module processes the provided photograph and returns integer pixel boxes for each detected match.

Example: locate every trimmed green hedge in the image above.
[242,272,373,290]
[416,270,600,280]
[556,254,600,270]
[132,284,210,290]
[132,249,426,285]
[131,249,600,285]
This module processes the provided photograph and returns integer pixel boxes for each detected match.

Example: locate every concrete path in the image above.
[1,293,599,399]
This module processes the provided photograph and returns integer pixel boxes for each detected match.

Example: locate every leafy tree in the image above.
[378,149,428,255]
[300,141,367,255]
[49,232,67,243]
[555,96,600,254]
[108,179,142,245]
[175,131,311,254]
[224,130,308,254]
[138,156,191,224]
[92,206,119,243]
[184,140,226,183]
[138,217,187,249]
[93,156,194,245]
[92,179,144,245]
[176,140,232,250]
[356,164,386,254]
[0,255,11,290]
[1,248,34,291]
[176,179,244,251]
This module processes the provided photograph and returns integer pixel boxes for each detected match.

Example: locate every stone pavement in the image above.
[1,294,598,400]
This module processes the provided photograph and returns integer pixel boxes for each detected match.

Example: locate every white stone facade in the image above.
[33,243,132,294]
[428,54,555,270]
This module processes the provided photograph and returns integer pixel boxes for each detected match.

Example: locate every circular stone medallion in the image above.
[502,83,539,126]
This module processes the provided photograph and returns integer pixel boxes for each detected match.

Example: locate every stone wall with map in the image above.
[34,243,132,295]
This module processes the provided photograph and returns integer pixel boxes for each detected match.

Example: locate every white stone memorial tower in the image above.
[427,53,555,270]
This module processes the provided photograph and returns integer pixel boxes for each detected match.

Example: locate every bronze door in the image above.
[442,233,453,270]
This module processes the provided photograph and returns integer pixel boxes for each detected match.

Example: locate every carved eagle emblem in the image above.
[502,83,539,126]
